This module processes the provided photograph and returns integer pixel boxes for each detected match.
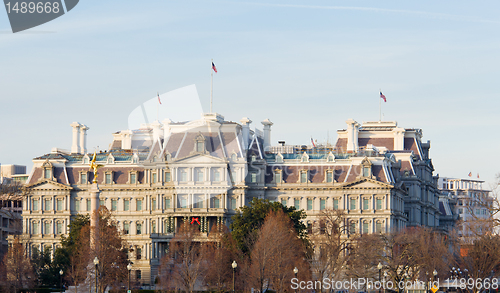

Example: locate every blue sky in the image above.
[1,0,499,187]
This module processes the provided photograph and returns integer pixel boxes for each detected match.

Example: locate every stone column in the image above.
[89,183,100,250]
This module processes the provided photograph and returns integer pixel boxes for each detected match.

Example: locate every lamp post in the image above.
[432,269,438,292]
[127,264,132,293]
[383,272,388,293]
[293,267,299,293]
[59,269,64,293]
[377,263,383,293]
[93,257,99,293]
[232,261,237,292]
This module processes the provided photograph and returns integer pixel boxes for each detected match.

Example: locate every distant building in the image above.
[1,164,29,184]
[0,165,25,256]
[438,177,493,237]
[18,115,444,287]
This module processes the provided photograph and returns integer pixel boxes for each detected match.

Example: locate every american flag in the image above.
[212,62,217,73]
[380,91,387,102]
[311,138,316,148]
[157,92,161,105]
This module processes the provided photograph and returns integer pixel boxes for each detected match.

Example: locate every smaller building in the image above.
[1,164,29,184]
[438,177,493,237]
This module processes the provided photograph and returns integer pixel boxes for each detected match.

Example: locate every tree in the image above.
[204,226,238,292]
[247,210,310,293]
[158,223,208,292]
[309,209,349,291]
[2,237,35,293]
[230,198,308,255]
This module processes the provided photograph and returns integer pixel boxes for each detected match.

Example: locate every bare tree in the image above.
[1,236,35,293]
[247,210,309,293]
[204,226,238,292]
[158,223,208,292]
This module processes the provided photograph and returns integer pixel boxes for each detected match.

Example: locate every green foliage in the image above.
[230,198,308,254]
[60,214,90,255]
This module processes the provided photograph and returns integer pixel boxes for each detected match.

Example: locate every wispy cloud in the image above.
[233,1,500,25]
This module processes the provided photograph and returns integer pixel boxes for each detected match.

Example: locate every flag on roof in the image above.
[380,91,387,102]
[477,173,480,179]
[468,172,472,177]
[212,62,217,73]
[157,92,161,105]
[311,138,316,148]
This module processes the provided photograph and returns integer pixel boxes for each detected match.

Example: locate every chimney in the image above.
[151,121,162,142]
[121,130,133,150]
[392,127,405,150]
[70,122,81,154]
[162,118,172,143]
[240,117,252,151]
[79,125,89,154]
[261,119,273,151]
[345,119,360,153]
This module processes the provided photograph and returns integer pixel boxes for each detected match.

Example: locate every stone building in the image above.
[18,115,443,286]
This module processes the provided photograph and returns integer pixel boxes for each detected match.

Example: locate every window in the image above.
[124,199,130,211]
[363,198,369,210]
[362,222,369,234]
[376,198,383,210]
[231,171,237,183]
[251,173,257,183]
[124,222,129,234]
[130,173,137,184]
[44,168,51,179]
[86,199,91,211]
[44,199,51,211]
[475,209,481,215]
[111,199,117,211]
[165,171,171,182]
[326,172,333,183]
[276,155,283,163]
[375,221,382,233]
[136,248,142,260]
[363,167,370,177]
[152,198,156,211]
[99,199,104,207]
[179,196,187,208]
[281,199,287,206]
[194,196,203,208]
[307,198,313,210]
[300,172,308,183]
[75,199,80,211]
[320,199,326,210]
[294,199,300,210]
[196,170,204,182]
[105,173,112,184]
[458,208,463,214]
[214,169,220,182]
[333,199,339,210]
[350,198,357,210]
[231,198,237,210]
[80,173,87,184]
[137,199,142,211]
[33,199,39,211]
[349,221,356,234]
[136,270,141,280]
[136,223,142,234]
[180,170,187,182]
[164,198,171,209]
[196,141,204,152]
[152,221,156,233]
[56,222,62,234]
[320,221,326,234]
[231,153,237,161]
[57,199,63,211]
[274,171,281,183]
[32,222,38,234]
[213,198,220,209]
[44,222,50,234]
[307,223,312,234]
[152,173,157,183]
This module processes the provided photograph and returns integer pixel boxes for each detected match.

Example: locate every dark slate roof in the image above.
[404,137,421,159]
[358,138,394,150]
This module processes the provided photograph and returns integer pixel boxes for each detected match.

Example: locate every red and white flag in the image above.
[380,91,387,102]
[468,172,472,177]
[212,62,217,73]
[157,92,161,105]
[311,138,316,148]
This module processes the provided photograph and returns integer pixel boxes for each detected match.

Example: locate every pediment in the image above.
[174,153,226,164]
[341,177,392,189]
[26,179,73,190]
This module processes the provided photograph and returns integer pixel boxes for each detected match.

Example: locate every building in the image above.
[438,177,492,237]
[1,164,29,184]
[18,115,443,286]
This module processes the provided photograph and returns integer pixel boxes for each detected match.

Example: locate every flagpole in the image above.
[210,58,213,113]
[379,89,381,121]
[157,92,159,122]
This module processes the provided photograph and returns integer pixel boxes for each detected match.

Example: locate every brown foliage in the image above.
[247,210,310,293]
[204,226,238,292]
[1,237,35,292]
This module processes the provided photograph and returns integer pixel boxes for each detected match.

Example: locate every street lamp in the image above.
[232,261,237,293]
[377,263,383,293]
[127,264,132,293]
[93,257,99,293]
[433,269,438,289]
[293,267,299,293]
[59,269,64,293]
[383,272,388,293]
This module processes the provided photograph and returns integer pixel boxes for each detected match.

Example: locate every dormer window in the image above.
[276,153,283,163]
[194,134,206,153]
[231,153,237,161]
[361,158,372,178]
[107,154,114,164]
[165,153,171,161]
[301,152,309,162]
[104,171,114,184]
[251,155,257,162]
[129,170,138,184]
[326,152,335,162]
[132,154,139,164]
[300,170,309,183]
[326,170,334,183]
[274,169,282,183]
[42,161,53,180]
[83,154,90,165]
[79,171,88,184]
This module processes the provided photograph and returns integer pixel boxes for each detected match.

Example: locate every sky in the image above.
[1,0,499,188]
